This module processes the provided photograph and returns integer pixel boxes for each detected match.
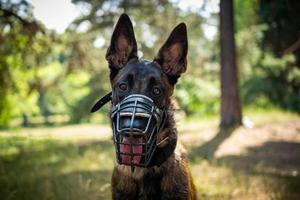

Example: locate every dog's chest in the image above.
[137,170,163,199]
[116,165,164,199]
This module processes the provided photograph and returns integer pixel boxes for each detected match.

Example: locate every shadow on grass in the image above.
[189,126,236,160]
[216,141,300,199]
[189,137,300,199]
[0,137,115,200]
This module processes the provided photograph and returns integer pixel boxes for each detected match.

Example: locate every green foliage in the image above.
[234,0,258,31]
[1,0,299,128]
[0,2,37,128]
[0,91,10,128]
[175,77,220,116]
[235,24,299,112]
[242,54,300,111]
[259,0,300,61]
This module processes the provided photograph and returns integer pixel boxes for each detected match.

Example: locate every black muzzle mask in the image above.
[111,94,165,169]
[91,92,170,171]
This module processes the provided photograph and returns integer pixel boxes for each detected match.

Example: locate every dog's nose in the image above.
[119,112,151,132]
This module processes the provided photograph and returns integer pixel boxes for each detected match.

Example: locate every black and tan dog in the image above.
[91,14,197,200]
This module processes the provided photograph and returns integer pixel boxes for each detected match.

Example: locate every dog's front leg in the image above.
[111,167,138,200]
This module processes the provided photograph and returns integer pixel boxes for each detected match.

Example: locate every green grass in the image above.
[243,106,299,125]
[0,136,114,200]
[179,106,299,133]
[0,108,299,200]
[190,147,300,200]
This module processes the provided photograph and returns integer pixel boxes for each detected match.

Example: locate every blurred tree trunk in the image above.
[220,0,242,127]
[38,88,50,124]
[22,114,29,127]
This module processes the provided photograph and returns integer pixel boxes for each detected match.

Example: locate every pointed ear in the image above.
[106,14,138,71]
[154,23,188,84]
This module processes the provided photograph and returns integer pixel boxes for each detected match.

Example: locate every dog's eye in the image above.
[119,83,128,91]
[152,87,161,96]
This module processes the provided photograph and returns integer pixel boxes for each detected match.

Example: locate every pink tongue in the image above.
[120,136,143,164]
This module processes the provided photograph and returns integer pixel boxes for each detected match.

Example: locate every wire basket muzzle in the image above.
[111,94,165,167]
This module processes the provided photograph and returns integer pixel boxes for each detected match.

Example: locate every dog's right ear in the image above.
[106,14,138,74]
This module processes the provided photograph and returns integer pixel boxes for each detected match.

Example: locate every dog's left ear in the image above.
[106,14,138,72]
[154,23,188,84]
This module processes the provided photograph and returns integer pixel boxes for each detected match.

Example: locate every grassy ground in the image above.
[0,109,299,200]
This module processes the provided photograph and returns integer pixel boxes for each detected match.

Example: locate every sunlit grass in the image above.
[179,106,299,134]
[243,106,299,125]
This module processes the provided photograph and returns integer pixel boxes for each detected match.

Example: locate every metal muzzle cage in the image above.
[111,94,165,168]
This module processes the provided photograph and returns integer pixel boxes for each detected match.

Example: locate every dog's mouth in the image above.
[120,135,144,164]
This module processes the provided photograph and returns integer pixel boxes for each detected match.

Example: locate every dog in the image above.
[91,14,197,200]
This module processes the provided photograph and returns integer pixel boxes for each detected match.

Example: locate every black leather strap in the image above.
[90,92,112,113]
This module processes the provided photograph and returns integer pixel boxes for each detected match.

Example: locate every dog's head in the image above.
[96,14,187,169]
[107,14,187,104]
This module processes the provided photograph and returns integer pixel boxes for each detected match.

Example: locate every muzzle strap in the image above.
[90,92,112,113]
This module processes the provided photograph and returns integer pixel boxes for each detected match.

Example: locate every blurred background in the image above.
[0,0,299,199]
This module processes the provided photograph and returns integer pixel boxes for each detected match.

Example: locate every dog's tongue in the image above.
[120,136,143,164]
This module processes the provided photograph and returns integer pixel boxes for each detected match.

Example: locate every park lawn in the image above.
[0,109,299,200]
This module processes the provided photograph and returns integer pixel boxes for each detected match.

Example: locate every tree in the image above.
[220,0,242,127]
[257,0,300,112]
[0,0,44,127]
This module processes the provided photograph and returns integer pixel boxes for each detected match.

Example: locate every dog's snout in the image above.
[119,113,149,131]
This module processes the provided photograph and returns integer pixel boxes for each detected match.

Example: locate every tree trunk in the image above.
[220,0,242,127]
[22,113,29,127]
